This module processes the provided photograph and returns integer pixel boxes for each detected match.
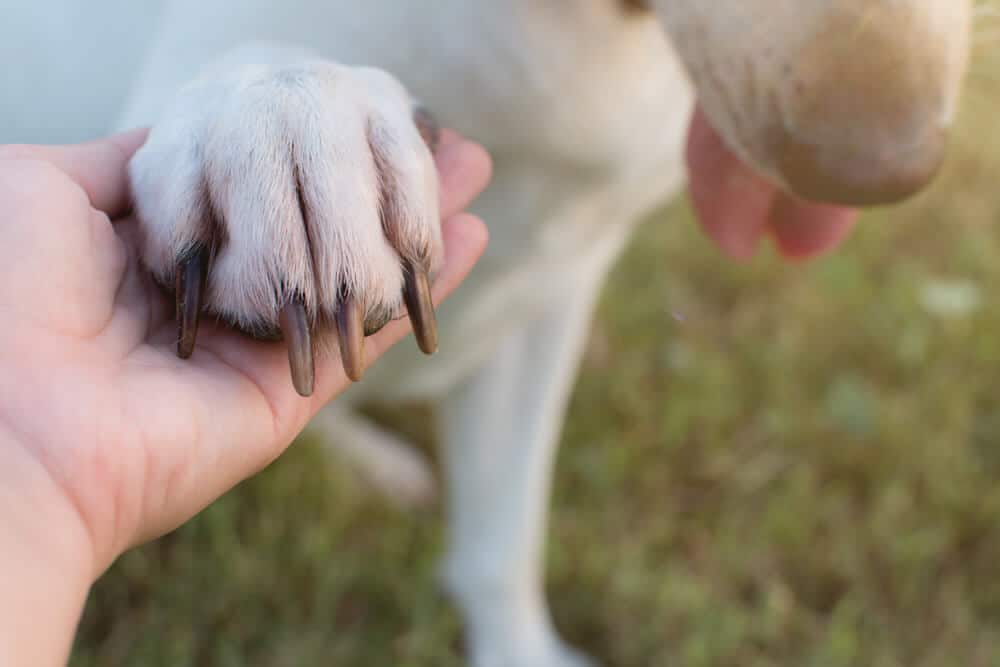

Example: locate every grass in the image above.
[73,38,1000,667]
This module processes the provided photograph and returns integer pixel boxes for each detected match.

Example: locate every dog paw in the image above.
[129,61,442,395]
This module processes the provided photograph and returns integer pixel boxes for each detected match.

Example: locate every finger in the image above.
[0,128,148,217]
[0,160,129,336]
[435,134,493,219]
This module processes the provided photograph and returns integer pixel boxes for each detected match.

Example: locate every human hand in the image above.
[0,128,490,588]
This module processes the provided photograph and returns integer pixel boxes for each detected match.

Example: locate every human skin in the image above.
[0,128,492,666]
[0,118,860,666]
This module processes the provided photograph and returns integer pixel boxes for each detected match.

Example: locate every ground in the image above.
[73,16,1000,667]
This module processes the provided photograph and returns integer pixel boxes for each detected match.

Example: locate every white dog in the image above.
[1,2,971,665]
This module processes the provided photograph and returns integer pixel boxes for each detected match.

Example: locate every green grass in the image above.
[73,49,1000,667]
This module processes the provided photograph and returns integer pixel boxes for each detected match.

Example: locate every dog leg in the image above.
[439,268,607,667]
[308,406,437,508]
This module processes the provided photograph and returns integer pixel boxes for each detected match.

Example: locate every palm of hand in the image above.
[0,131,489,574]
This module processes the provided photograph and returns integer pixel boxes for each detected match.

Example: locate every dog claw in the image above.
[336,296,366,382]
[175,245,208,359]
[279,299,314,397]
[403,262,437,355]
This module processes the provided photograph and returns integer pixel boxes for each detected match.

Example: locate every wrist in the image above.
[0,434,96,666]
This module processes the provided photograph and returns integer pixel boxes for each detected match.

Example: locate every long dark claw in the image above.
[279,300,314,397]
[403,261,438,355]
[336,296,366,382]
[175,246,208,359]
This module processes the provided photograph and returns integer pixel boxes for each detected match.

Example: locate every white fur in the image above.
[0,2,971,665]
[130,49,440,331]
[650,0,971,189]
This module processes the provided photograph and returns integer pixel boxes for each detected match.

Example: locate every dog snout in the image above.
[768,1,970,206]
[771,104,949,207]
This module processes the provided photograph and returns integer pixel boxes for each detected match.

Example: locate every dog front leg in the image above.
[438,266,610,667]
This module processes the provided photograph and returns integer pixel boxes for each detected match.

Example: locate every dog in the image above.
[1,1,971,664]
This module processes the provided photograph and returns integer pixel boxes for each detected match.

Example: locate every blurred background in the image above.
[74,12,1000,667]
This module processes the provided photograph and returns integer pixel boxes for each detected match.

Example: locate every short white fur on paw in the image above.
[129,60,442,343]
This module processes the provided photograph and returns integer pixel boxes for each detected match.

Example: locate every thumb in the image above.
[0,128,148,217]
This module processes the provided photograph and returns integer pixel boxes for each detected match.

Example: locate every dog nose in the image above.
[774,121,948,207]
[768,2,968,206]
